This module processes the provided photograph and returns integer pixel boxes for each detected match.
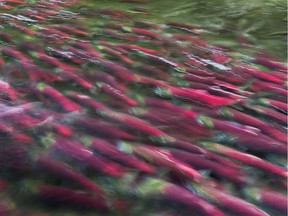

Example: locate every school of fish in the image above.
[0,0,287,215]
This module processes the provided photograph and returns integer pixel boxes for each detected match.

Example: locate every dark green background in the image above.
[78,0,287,61]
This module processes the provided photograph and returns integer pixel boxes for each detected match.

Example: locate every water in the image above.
[77,0,287,61]
[0,0,287,216]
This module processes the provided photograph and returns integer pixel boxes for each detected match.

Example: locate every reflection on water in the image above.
[0,0,287,215]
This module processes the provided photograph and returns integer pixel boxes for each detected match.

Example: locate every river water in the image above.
[77,0,287,60]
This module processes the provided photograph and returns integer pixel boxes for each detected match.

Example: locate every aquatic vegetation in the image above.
[0,0,287,215]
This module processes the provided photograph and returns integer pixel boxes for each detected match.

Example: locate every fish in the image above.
[0,1,287,215]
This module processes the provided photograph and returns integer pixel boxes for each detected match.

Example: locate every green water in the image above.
[1,0,286,60]
[77,0,287,61]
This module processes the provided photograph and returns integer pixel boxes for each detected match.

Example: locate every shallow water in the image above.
[1,0,287,60]
[77,0,287,61]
